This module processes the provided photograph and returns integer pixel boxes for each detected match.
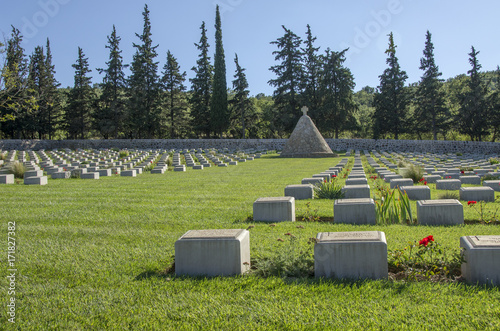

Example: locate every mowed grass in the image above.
[1,155,500,329]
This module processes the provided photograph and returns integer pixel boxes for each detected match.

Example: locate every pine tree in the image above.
[162,50,190,139]
[414,31,449,140]
[27,45,48,138]
[66,47,94,139]
[373,32,409,139]
[210,5,229,138]
[44,39,61,139]
[127,4,162,138]
[96,25,127,139]
[0,26,35,138]
[231,54,255,138]
[457,46,489,141]
[487,66,500,142]
[318,48,357,138]
[268,25,304,135]
[302,24,321,119]
[190,21,213,138]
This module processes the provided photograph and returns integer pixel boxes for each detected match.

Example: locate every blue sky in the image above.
[1,0,499,96]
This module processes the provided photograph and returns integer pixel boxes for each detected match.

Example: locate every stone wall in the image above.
[0,139,499,154]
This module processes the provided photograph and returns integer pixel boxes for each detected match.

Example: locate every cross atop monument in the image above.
[301,106,308,116]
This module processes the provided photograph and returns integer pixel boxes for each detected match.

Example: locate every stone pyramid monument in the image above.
[280,107,336,158]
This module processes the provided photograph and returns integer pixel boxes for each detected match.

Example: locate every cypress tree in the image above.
[268,25,304,135]
[373,32,409,139]
[66,47,94,139]
[162,50,190,139]
[96,25,127,139]
[302,24,321,118]
[27,45,47,138]
[210,5,229,138]
[414,31,449,140]
[487,66,500,142]
[190,21,213,138]
[318,48,357,138]
[231,54,255,139]
[44,39,61,139]
[458,46,489,141]
[127,4,161,138]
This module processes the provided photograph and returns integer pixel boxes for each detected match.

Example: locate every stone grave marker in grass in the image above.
[175,229,251,277]
[389,178,413,189]
[284,184,314,200]
[483,180,500,192]
[341,185,370,199]
[333,198,376,225]
[436,179,461,190]
[416,199,464,225]
[314,231,388,280]
[0,174,14,184]
[399,186,431,200]
[253,197,295,222]
[459,187,495,202]
[461,235,500,285]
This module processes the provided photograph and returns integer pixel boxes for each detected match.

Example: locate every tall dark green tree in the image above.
[190,21,213,138]
[162,50,190,139]
[373,32,409,139]
[318,48,357,138]
[302,24,321,119]
[66,47,94,139]
[44,39,61,139]
[210,5,229,138]
[268,25,304,135]
[27,45,48,138]
[0,26,35,138]
[96,25,127,139]
[487,66,500,142]
[127,4,162,138]
[231,54,255,138]
[414,31,449,140]
[457,46,489,141]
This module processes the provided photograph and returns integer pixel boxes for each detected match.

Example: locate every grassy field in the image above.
[1,154,500,329]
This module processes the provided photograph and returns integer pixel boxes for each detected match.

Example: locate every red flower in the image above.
[332,175,337,178]
[419,235,434,247]
[468,201,477,206]
[461,171,464,174]
[419,178,424,182]
[424,181,427,185]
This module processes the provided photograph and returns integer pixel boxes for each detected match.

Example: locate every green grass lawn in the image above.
[1,155,500,329]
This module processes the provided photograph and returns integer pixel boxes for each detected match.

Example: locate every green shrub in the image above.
[401,164,424,183]
[119,151,129,158]
[251,235,314,278]
[456,152,463,156]
[437,191,459,200]
[8,161,27,179]
[490,158,499,165]
[314,179,344,199]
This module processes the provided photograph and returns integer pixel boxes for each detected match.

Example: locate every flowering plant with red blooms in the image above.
[419,178,424,182]
[424,181,427,185]
[467,201,477,206]
[419,235,434,247]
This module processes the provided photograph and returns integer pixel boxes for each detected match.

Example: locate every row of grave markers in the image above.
[0,148,266,185]
[174,228,500,285]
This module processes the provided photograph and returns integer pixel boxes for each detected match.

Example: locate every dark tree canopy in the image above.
[268,25,304,135]
[373,32,409,139]
[210,5,229,138]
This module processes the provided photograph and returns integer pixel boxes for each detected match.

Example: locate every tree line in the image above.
[1,4,499,141]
